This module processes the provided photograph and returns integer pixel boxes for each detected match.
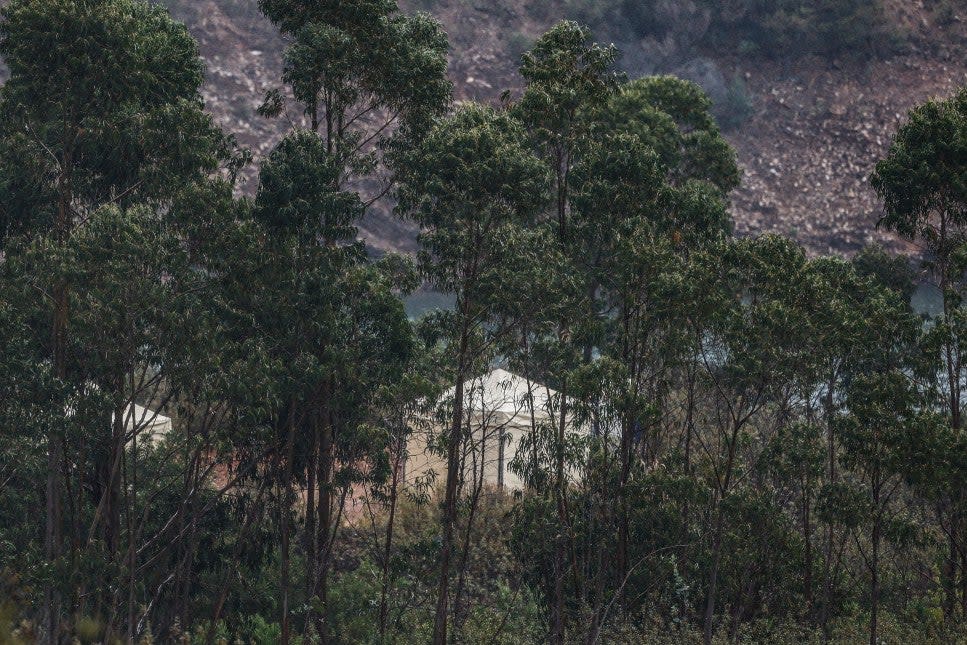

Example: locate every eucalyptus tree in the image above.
[788,256,923,630]
[838,371,933,645]
[684,236,816,644]
[851,244,917,305]
[871,88,967,422]
[559,71,736,613]
[512,24,619,640]
[514,20,618,240]
[257,0,451,194]
[0,0,240,639]
[249,128,414,644]
[252,8,449,636]
[569,133,729,606]
[580,74,739,461]
[871,86,967,617]
[592,76,741,196]
[394,103,552,645]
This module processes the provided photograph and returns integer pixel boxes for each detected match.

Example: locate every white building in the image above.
[404,369,587,492]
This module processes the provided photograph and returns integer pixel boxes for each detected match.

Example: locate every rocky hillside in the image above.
[155,0,967,256]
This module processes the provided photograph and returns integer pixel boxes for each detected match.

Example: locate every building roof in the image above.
[441,368,566,430]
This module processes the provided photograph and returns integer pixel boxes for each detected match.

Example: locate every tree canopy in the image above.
[1,5,965,645]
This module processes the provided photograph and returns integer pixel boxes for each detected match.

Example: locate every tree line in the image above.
[1,1,967,644]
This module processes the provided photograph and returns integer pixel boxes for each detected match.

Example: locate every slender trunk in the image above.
[584,543,605,645]
[703,506,725,645]
[44,337,64,644]
[306,412,318,601]
[870,477,881,645]
[941,213,960,434]
[280,402,298,645]
[550,161,571,640]
[583,280,597,365]
[803,476,814,621]
[106,400,126,556]
[821,375,837,634]
[316,380,334,644]
[961,540,967,619]
[431,323,470,645]
[704,418,742,645]
[939,215,962,620]
[453,431,486,639]
[174,426,202,634]
[684,364,696,476]
[304,402,319,643]
[555,149,567,240]
[551,373,569,645]
[44,157,74,643]
[617,417,631,604]
[945,519,958,620]
[311,93,319,133]
[127,428,138,643]
[379,439,403,639]
[617,304,631,599]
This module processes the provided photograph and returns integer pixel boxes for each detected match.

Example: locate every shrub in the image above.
[707,0,896,60]
[566,0,900,61]
[715,75,755,132]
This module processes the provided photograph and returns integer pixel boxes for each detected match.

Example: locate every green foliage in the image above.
[515,20,620,157]
[708,0,895,59]
[852,244,917,304]
[0,0,234,241]
[717,76,756,132]
[253,130,360,242]
[1,3,966,644]
[395,104,550,303]
[593,76,741,195]
[259,0,451,138]
[872,87,967,255]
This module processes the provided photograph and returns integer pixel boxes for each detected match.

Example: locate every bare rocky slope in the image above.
[157,0,967,256]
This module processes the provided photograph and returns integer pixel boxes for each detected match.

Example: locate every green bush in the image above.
[708,0,899,59]
[716,75,755,132]
[564,0,899,61]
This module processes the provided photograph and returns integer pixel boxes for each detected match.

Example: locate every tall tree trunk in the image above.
[821,375,837,634]
[945,518,958,620]
[280,402,298,645]
[106,401,126,556]
[453,427,486,639]
[703,506,725,645]
[315,379,334,644]
[870,475,881,645]
[802,476,814,621]
[704,419,742,645]
[44,326,65,644]
[44,161,74,644]
[939,230,962,621]
[551,373,569,645]
[961,539,967,620]
[379,438,404,640]
[127,427,138,643]
[306,411,318,600]
[432,324,469,645]
[617,304,631,601]
[304,403,319,642]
